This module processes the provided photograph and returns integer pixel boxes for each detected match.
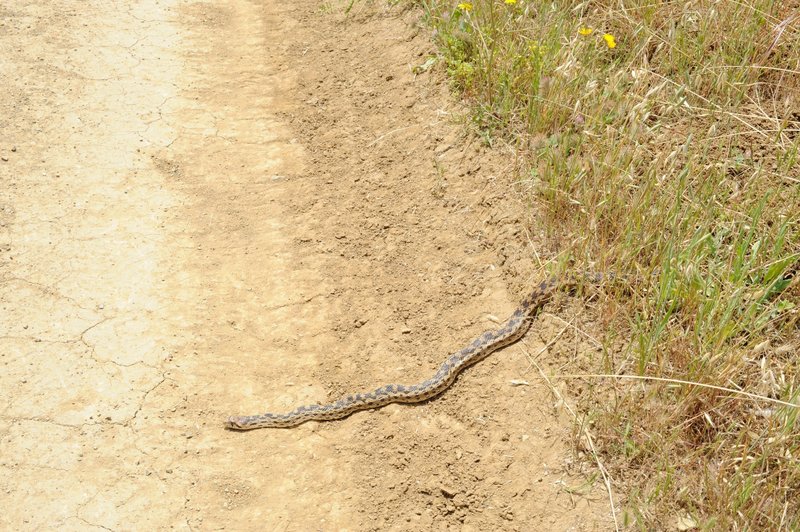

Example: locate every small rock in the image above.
[440,485,457,498]
[452,494,469,508]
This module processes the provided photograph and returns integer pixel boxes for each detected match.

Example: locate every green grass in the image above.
[409,0,799,528]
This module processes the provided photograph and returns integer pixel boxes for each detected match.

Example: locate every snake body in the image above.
[226,275,596,430]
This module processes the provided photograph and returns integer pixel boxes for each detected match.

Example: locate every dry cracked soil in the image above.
[1,1,616,530]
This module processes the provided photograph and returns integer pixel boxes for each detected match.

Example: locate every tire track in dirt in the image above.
[1,0,355,529]
[1,1,186,528]
[161,2,362,528]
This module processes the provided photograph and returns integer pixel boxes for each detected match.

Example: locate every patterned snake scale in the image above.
[225,274,604,430]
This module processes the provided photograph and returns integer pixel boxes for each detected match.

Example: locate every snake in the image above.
[225,274,603,430]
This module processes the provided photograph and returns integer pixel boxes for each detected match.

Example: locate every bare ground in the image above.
[0,1,615,529]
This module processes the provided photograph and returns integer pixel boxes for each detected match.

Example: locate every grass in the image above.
[404,0,800,528]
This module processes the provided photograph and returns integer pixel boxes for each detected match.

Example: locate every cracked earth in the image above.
[1,1,614,530]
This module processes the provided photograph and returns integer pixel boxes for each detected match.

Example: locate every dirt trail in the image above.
[1,1,614,529]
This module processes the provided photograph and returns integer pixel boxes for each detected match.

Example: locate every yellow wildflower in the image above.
[578,27,593,36]
[504,0,517,4]
[529,42,547,54]
[603,33,617,48]
[458,2,473,11]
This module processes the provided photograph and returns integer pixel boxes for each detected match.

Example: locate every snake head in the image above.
[225,416,248,430]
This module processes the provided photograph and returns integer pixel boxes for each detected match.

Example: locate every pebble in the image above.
[452,494,469,508]
[440,485,457,498]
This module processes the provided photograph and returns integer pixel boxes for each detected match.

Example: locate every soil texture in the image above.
[0,1,615,529]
